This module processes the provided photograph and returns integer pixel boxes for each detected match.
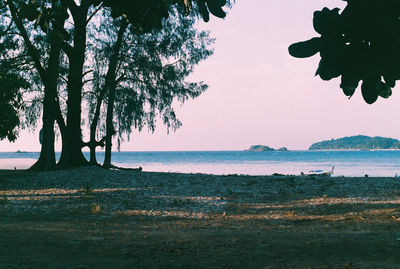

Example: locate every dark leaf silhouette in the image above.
[288,38,320,58]
[289,1,400,104]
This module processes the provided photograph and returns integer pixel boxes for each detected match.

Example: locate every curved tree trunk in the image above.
[103,21,128,168]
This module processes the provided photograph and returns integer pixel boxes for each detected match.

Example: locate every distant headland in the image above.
[309,135,400,150]
[246,145,288,152]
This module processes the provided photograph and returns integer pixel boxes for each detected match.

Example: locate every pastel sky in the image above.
[2,0,400,152]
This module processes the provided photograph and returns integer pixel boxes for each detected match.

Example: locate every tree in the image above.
[5,0,69,170]
[289,1,400,104]
[57,0,230,169]
[2,0,230,170]
[84,6,213,167]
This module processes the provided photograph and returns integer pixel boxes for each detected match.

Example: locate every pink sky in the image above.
[2,0,400,152]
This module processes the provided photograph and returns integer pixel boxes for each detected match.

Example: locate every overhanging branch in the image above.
[6,0,47,82]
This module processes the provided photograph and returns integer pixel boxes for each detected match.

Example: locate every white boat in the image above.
[302,166,334,177]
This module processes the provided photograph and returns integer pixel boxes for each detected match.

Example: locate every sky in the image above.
[3,0,400,152]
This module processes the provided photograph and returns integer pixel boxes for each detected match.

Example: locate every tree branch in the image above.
[83,69,93,77]
[59,75,68,84]
[83,78,94,85]
[81,129,116,149]
[6,0,47,82]
[59,40,73,58]
[115,73,126,84]
[86,3,103,25]
[63,0,79,17]
[55,95,66,135]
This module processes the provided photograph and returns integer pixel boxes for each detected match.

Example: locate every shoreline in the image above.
[0,158,36,170]
[0,159,399,178]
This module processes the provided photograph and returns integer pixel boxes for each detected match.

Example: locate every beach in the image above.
[1,166,400,268]
[0,158,36,170]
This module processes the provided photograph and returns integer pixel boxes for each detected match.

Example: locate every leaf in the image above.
[205,0,226,18]
[315,58,341,81]
[383,73,396,88]
[197,0,209,22]
[361,77,380,104]
[288,38,320,58]
[313,7,341,35]
[378,81,392,99]
[340,73,359,98]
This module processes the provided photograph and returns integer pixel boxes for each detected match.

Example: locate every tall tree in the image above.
[84,5,213,167]
[6,0,70,170]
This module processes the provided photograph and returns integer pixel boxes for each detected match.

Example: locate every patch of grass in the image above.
[90,202,101,214]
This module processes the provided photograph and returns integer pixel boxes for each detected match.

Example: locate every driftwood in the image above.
[107,164,143,171]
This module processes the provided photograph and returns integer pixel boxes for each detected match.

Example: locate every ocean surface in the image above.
[2,150,400,177]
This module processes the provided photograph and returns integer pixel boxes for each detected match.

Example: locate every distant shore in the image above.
[308,148,400,151]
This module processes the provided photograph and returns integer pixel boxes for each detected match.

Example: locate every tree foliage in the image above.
[102,0,228,27]
[84,5,213,165]
[289,1,400,104]
[113,8,213,137]
[0,63,29,141]
[0,0,230,169]
[0,4,31,142]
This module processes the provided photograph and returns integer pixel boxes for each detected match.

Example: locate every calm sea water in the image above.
[2,150,400,177]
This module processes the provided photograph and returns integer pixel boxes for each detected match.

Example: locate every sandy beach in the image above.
[1,166,400,268]
[0,158,36,170]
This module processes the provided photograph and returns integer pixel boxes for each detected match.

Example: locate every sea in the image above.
[2,150,400,177]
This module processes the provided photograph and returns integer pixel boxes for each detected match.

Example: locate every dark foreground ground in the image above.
[1,167,400,268]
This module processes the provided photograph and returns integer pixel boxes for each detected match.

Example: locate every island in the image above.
[246,145,289,152]
[309,135,400,150]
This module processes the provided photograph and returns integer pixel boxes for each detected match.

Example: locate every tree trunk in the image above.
[30,32,62,171]
[103,81,116,168]
[57,8,89,168]
[29,87,57,171]
[88,90,105,165]
[103,22,128,168]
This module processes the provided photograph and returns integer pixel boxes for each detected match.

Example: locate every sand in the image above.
[0,158,36,170]
[1,166,400,268]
